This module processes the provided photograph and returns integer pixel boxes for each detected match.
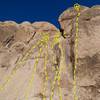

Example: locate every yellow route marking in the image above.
[0,34,49,92]
[24,34,49,100]
[21,34,49,62]
[50,65,62,100]
[40,33,61,100]
[0,31,61,100]
[3,34,50,99]
[42,45,49,100]
[56,66,62,100]
[73,3,80,100]
[0,6,81,100]
[24,47,43,100]
[50,34,59,100]
[50,36,63,100]
[50,68,57,100]
[57,44,63,100]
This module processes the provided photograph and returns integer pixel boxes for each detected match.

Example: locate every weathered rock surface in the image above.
[0,5,100,100]
[59,5,100,100]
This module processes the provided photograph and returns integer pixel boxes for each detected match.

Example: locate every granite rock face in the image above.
[0,5,100,100]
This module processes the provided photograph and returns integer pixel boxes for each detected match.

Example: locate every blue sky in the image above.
[0,0,100,27]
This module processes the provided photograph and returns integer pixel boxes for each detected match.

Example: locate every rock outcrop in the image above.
[0,5,100,100]
[59,5,100,100]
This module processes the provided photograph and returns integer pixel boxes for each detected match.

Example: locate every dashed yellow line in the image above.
[50,68,58,100]
[24,47,43,100]
[57,44,63,100]
[50,34,59,100]
[42,45,49,100]
[56,65,63,100]
[73,3,80,100]
[41,33,61,100]
[0,6,80,100]
[24,34,50,100]
[50,36,63,100]
[0,34,49,92]
[0,30,62,100]
[50,65,62,100]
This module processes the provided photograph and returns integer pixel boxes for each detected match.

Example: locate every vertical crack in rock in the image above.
[27,32,36,44]
[53,43,61,68]
[69,19,76,79]
[58,5,100,100]
[60,28,66,39]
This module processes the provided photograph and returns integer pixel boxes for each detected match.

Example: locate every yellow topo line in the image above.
[42,34,61,100]
[0,31,61,99]
[24,47,43,100]
[73,3,81,100]
[57,44,63,100]
[24,35,50,100]
[50,37,63,100]
[50,66,63,100]
[42,45,49,100]
[50,35,60,100]
[56,66,63,100]
[0,34,49,92]
[50,69,58,100]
